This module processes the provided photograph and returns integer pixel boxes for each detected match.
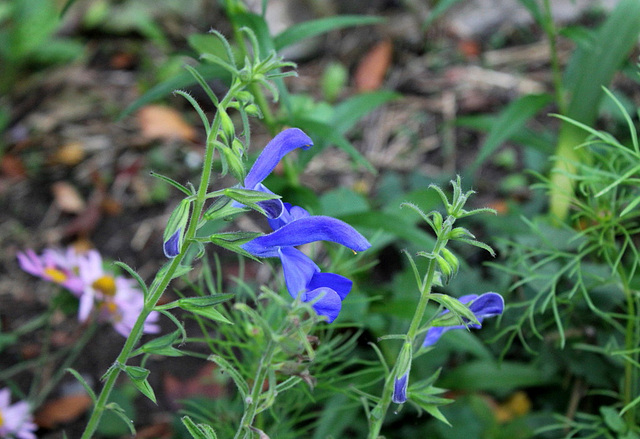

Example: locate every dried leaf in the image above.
[52,182,86,214]
[51,142,86,166]
[137,105,197,142]
[0,154,27,179]
[354,40,393,92]
[35,394,93,428]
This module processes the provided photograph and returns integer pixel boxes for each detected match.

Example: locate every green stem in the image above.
[368,250,440,439]
[619,266,637,426]
[81,86,238,439]
[233,339,277,439]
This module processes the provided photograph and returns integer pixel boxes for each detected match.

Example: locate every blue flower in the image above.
[423,292,504,347]
[242,203,370,322]
[392,373,409,404]
[236,128,313,218]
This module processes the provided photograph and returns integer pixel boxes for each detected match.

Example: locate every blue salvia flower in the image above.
[242,203,370,322]
[235,128,313,219]
[423,292,504,347]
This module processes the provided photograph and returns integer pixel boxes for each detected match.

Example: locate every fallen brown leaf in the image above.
[0,154,27,179]
[51,142,85,166]
[137,105,197,142]
[354,40,393,92]
[51,181,86,214]
[35,394,93,429]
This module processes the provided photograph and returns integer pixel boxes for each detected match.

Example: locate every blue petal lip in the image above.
[241,216,371,257]
[163,229,181,258]
[307,272,352,301]
[392,373,409,404]
[244,128,313,189]
[305,287,342,323]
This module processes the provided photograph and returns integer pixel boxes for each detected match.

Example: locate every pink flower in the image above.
[76,250,160,337]
[18,247,160,338]
[17,248,84,295]
[0,388,37,439]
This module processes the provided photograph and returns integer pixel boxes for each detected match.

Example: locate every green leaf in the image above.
[208,231,262,260]
[134,330,184,357]
[467,93,552,174]
[438,360,557,391]
[330,90,400,134]
[274,15,384,51]
[113,261,149,299]
[149,171,192,196]
[123,366,157,404]
[207,355,249,400]
[181,416,218,439]
[422,0,466,30]
[294,117,376,173]
[65,368,97,403]
[119,64,231,119]
[428,294,479,326]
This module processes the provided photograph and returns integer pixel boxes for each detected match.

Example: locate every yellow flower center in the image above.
[92,275,116,296]
[44,267,68,283]
[0,408,4,427]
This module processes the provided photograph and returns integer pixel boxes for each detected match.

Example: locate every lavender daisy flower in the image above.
[17,248,84,296]
[242,203,370,322]
[0,388,37,439]
[423,292,504,347]
[76,250,160,337]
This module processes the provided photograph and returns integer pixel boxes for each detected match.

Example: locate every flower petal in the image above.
[279,247,319,298]
[305,287,342,323]
[392,373,409,404]
[268,203,310,231]
[307,272,352,301]
[468,292,504,318]
[244,128,313,189]
[242,216,371,257]
[163,228,182,258]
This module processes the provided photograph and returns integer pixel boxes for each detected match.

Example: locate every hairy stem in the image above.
[81,86,238,439]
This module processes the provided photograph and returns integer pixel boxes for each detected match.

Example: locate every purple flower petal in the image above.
[242,216,371,257]
[304,287,342,323]
[244,128,313,189]
[392,373,409,404]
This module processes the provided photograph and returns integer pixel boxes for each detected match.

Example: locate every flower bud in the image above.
[218,108,235,143]
[431,211,443,233]
[435,254,453,285]
[163,199,191,258]
[220,146,246,182]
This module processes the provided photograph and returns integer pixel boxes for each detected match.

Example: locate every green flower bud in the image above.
[220,146,246,182]
[431,211,443,233]
[436,254,453,285]
[218,108,235,142]
[440,248,459,278]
